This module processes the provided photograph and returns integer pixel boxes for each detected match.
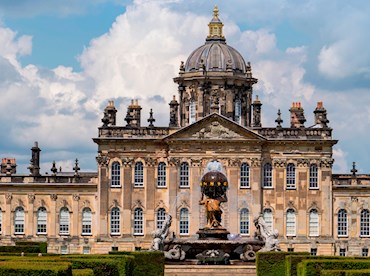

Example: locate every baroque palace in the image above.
[1,7,370,256]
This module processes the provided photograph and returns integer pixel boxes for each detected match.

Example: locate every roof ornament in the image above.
[213,5,219,19]
[51,161,58,176]
[275,109,283,128]
[207,5,225,41]
[351,162,357,177]
[148,108,155,128]
[74,158,80,177]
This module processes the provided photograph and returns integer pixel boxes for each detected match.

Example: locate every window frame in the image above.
[179,162,190,188]
[309,209,319,237]
[262,163,273,188]
[263,208,273,232]
[360,209,370,237]
[179,208,189,235]
[189,99,196,124]
[286,208,296,237]
[111,161,121,187]
[36,207,47,235]
[234,98,242,124]
[156,208,166,230]
[82,207,92,235]
[133,208,144,236]
[309,164,319,189]
[337,209,348,237]
[59,207,70,236]
[110,207,120,235]
[14,207,25,235]
[239,208,250,235]
[157,162,167,187]
[134,161,144,187]
[286,163,296,190]
[240,163,250,188]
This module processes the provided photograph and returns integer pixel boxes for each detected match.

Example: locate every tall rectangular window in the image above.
[286,209,296,236]
[156,208,166,230]
[37,207,47,234]
[263,163,273,188]
[111,162,121,187]
[179,162,189,187]
[240,163,250,188]
[14,207,25,234]
[263,209,273,232]
[309,164,318,189]
[286,163,296,189]
[157,162,167,187]
[337,209,348,237]
[240,208,249,235]
[134,208,144,235]
[360,209,370,237]
[309,209,319,236]
[179,208,189,235]
[59,207,70,235]
[134,162,144,187]
[189,100,196,124]
[110,207,120,235]
[82,208,92,235]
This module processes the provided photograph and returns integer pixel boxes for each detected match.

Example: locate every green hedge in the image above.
[286,255,369,276]
[109,251,165,276]
[256,251,309,276]
[297,260,370,276]
[0,242,47,253]
[72,269,94,276]
[0,261,71,276]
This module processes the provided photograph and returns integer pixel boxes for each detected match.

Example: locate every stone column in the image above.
[50,194,57,237]
[5,193,12,237]
[227,159,239,233]
[27,194,35,237]
[72,194,80,237]
[96,154,110,238]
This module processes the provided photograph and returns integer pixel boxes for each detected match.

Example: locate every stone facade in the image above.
[0,7,369,257]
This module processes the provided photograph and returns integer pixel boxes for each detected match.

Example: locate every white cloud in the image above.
[333,148,348,173]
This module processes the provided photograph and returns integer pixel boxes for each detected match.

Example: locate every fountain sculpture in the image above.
[151,161,280,264]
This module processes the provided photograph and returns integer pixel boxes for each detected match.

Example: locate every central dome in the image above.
[184,42,247,73]
[184,6,247,74]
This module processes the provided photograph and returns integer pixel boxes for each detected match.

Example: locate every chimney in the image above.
[252,95,262,127]
[313,101,329,128]
[289,102,306,128]
[1,158,16,175]
[28,141,41,176]
[102,100,117,127]
[169,95,179,127]
[125,99,142,128]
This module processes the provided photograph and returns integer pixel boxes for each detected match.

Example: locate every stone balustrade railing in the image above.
[257,128,332,139]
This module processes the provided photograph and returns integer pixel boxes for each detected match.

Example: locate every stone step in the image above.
[165,264,257,276]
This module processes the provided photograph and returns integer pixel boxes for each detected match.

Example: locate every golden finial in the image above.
[213,5,219,18]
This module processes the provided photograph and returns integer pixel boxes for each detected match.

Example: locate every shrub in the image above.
[297,260,370,276]
[72,269,94,276]
[0,242,48,253]
[0,261,71,276]
[109,251,164,276]
[256,251,309,276]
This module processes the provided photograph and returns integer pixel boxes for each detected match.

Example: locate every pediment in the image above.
[164,113,266,141]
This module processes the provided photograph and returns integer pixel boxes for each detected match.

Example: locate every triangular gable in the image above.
[163,113,266,141]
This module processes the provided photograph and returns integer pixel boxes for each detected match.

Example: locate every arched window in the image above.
[179,208,189,235]
[286,209,296,236]
[0,208,2,234]
[263,208,273,231]
[240,208,249,235]
[156,208,166,230]
[286,163,296,189]
[189,99,196,124]
[337,209,348,237]
[59,207,70,235]
[360,209,370,237]
[179,162,189,187]
[157,162,166,187]
[111,162,121,187]
[14,207,25,234]
[134,208,144,235]
[234,98,241,124]
[309,209,319,236]
[37,207,47,234]
[240,163,250,188]
[134,162,144,187]
[263,163,273,188]
[110,207,120,235]
[82,208,92,235]
[309,164,318,189]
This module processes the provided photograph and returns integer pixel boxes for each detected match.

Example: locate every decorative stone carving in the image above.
[273,159,286,168]
[73,194,80,201]
[122,157,134,167]
[240,244,257,261]
[196,249,230,265]
[164,245,186,261]
[144,157,156,167]
[28,194,35,204]
[190,158,202,167]
[132,199,144,210]
[251,158,262,167]
[5,193,12,204]
[168,157,180,167]
[297,158,310,168]
[254,214,280,252]
[96,153,110,167]
[192,121,242,139]
[320,158,334,168]
[50,194,57,201]
[228,158,241,167]
[151,214,172,251]
[155,200,166,210]
[351,196,359,203]
[287,201,295,209]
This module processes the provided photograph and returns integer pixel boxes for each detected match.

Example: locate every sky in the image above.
[0,0,369,174]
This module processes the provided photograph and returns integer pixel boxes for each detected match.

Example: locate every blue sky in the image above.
[0,0,369,174]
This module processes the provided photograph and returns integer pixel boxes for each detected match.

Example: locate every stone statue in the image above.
[200,195,226,229]
[165,245,186,261]
[254,214,280,252]
[151,214,172,251]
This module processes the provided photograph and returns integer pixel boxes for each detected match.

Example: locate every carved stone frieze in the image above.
[5,193,12,204]
[320,158,334,168]
[251,158,262,167]
[121,157,134,167]
[168,157,180,167]
[50,194,57,201]
[28,194,35,204]
[73,194,80,201]
[96,153,110,167]
[192,121,243,139]
[228,158,241,167]
[155,200,166,210]
[133,199,144,210]
[272,159,286,168]
[144,157,156,167]
[191,157,202,167]
[297,158,310,168]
